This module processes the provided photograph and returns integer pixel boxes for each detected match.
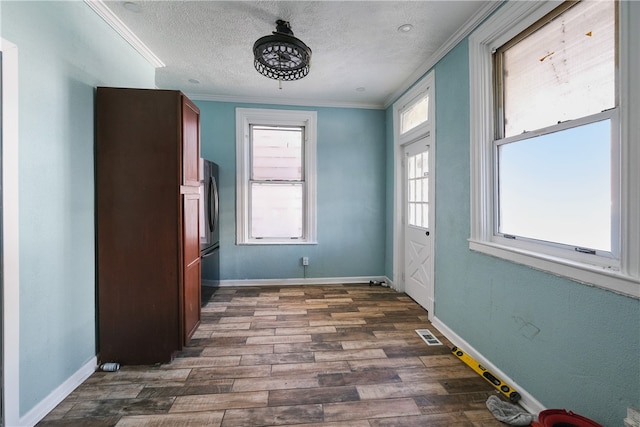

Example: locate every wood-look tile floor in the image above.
[39,284,507,426]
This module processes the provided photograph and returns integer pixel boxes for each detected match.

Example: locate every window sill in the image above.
[237,240,318,246]
[468,239,640,299]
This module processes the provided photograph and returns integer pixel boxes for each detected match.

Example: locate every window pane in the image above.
[422,204,429,229]
[415,204,423,228]
[422,177,429,202]
[252,126,303,180]
[409,203,415,226]
[501,1,615,137]
[408,154,415,179]
[407,149,430,229]
[498,119,611,251]
[401,96,429,134]
[409,180,415,202]
[251,183,303,238]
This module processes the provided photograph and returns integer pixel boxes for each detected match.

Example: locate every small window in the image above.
[236,109,317,245]
[400,95,429,135]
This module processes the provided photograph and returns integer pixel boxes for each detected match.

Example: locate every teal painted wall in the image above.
[195,101,387,281]
[2,1,155,416]
[3,1,637,424]
[432,39,640,426]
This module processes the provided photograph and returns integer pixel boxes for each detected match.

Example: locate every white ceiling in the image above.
[97,1,498,108]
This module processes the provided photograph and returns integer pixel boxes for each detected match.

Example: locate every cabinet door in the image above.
[183,192,201,343]
[182,98,200,187]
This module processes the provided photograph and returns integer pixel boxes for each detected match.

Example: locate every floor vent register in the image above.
[415,329,443,346]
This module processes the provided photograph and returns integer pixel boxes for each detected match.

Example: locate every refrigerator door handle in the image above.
[211,176,219,232]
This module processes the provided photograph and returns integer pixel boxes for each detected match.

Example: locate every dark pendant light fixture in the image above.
[253,20,312,81]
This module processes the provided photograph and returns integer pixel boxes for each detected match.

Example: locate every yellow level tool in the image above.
[451,346,521,403]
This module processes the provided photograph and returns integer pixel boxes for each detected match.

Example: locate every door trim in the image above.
[392,71,435,317]
[1,37,20,426]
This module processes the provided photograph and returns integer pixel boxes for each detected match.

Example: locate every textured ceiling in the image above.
[101,1,495,108]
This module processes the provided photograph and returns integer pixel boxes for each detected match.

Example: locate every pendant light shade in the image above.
[253,20,312,81]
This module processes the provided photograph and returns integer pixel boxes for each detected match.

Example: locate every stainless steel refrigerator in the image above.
[200,158,219,284]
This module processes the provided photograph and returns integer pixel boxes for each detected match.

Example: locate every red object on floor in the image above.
[531,409,603,427]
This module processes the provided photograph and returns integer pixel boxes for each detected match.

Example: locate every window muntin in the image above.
[400,95,429,135]
[493,0,618,257]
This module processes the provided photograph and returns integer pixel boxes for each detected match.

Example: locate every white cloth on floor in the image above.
[486,395,534,426]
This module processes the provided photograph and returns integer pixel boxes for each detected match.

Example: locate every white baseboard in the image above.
[209,276,390,287]
[17,356,97,427]
[431,316,545,415]
[202,279,220,287]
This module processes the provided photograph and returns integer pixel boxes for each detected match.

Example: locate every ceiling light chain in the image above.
[253,20,312,82]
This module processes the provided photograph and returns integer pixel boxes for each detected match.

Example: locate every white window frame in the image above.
[469,1,640,298]
[397,77,432,144]
[236,108,317,245]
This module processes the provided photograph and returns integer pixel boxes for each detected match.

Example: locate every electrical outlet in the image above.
[302,256,309,266]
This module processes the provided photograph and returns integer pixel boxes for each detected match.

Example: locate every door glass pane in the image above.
[409,180,415,202]
[498,119,611,251]
[500,1,614,137]
[407,148,430,229]
[422,177,429,202]
[422,205,429,229]
[408,154,415,179]
[252,126,303,180]
[251,183,303,238]
[401,96,429,134]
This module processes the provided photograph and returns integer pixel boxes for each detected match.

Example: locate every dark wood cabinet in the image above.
[96,87,201,365]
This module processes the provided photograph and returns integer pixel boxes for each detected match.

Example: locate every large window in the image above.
[469,0,640,297]
[494,1,617,255]
[236,108,317,245]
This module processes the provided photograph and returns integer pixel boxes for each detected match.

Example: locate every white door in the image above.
[403,138,434,314]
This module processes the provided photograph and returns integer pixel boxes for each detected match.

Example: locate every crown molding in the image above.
[383,0,504,108]
[84,0,165,68]
[186,92,385,110]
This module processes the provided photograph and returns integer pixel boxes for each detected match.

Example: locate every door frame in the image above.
[1,37,20,426]
[392,71,435,316]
